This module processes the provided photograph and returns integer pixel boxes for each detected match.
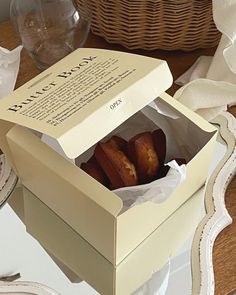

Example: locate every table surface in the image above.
[0,20,236,295]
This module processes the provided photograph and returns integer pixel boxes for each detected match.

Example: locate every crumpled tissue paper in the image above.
[174,0,236,121]
[114,160,186,213]
[0,46,22,99]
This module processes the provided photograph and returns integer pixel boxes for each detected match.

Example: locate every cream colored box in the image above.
[22,186,202,295]
[0,48,217,266]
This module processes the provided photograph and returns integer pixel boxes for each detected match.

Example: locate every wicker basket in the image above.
[74,0,221,51]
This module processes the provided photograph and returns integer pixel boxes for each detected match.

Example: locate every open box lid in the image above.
[0,48,172,159]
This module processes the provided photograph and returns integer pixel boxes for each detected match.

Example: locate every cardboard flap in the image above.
[0,48,172,158]
[6,125,123,217]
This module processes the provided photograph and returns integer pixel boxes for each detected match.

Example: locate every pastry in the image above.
[80,129,181,188]
[106,136,128,154]
[87,154,97,164]
[152,129,166,165]
[94,141,137,189]
[128,132,159,184]
[80,162,109,186]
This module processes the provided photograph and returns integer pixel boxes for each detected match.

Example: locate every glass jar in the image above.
[10,0,90,70]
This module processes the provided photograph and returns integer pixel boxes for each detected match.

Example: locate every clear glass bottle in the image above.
[10,0,90,69]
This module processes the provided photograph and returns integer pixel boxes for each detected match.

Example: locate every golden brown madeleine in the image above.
[128,132,159,184]
[95,142,137,189]
[80,162,109,187]
[106,135,128,154]
[152,129,166,165]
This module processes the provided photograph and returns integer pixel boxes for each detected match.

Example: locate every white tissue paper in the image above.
[114,160,186,213]
[174,0,236,121]
[0,46,22,99]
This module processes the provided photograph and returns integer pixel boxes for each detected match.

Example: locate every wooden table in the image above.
[1,21,236,295]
